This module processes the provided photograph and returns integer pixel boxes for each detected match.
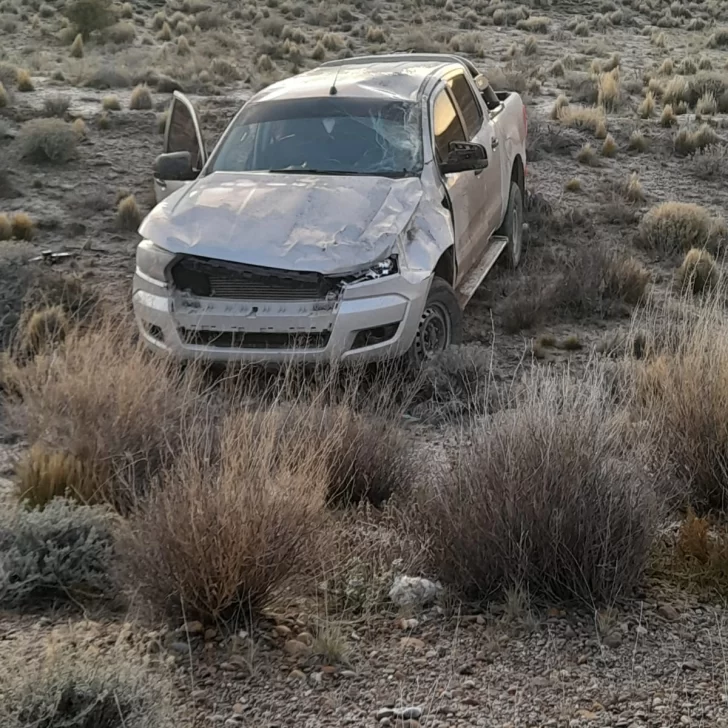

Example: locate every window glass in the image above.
[168,100,203,169]
[448,73,483,137]
[432,89,465,162]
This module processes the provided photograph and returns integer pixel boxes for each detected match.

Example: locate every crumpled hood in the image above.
[139,172,424,275]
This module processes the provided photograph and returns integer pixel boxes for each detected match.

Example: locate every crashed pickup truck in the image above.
[134,53,527,366]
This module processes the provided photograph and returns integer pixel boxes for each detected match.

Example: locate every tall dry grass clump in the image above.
[631,292,728,512]
[638,202,726,254]
[426,366,657,603]
[121,406,331,624]
[4,313,199,511]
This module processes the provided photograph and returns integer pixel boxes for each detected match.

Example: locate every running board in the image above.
[455,235,508,308]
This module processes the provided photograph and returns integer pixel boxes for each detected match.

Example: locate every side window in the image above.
[167,99,203,169]
[432,89,466,162]
[448,73,483,137]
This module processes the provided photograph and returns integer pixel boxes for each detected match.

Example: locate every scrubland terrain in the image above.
[3,0,728,725]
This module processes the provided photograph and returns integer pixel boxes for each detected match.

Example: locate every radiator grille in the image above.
[171,256,335,301]
[179,328,331,351]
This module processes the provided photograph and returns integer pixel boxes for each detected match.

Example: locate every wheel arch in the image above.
[433,246,456,287]
[511,154,525,195]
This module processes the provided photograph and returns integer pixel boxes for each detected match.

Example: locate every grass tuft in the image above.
[676,248,718,294]
[638,202,726,254]
[129,84,152,110]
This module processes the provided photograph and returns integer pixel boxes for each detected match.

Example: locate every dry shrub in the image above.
[688,144,727,180]
[116,193,142,229]
[72,117,87,138]
[565,177,581,192]
[550,93,569,119]
[663,75,689,106]
[19,305,68,356]
[17,119,78,163]
[676,248,718,294]
[638,90,655,117]
[64,0,115,39]
[426,366,656,603]
[638,202,726,254]
[601,133,617,157]
[708,28,728,48]
[577,142,598,165]
[4,316,198,512]
[11,212,34,240]
[524,35,539,55]
[628,129,649,152]
[679,57,697,76]
[695,91,717,115]
[624,172,645,202]
[516,15,551,33]
[0,498,114,608]
[0,635,172,728]
[660,104,677,127]
[658,58,674,76]
[597,68,620,110]
[632,294,728,512]
[0,212,11,240]
[556,104,606,133]
[106,20,135,44]
[43,94,70,118]
[157,20,172,40]
[101,94,119,110]
[121,406,330,624]
[16,69,33,92]
[0,81,9,108]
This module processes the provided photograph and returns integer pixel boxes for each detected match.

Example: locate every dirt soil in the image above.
[3,0,728,723]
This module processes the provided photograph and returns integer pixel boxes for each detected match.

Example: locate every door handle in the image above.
[491,138,500,150]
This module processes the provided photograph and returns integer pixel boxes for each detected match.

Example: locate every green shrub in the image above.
[64,0,115,39]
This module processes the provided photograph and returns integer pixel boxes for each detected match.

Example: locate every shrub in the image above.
[550,93,569,119]
[366,25,385,43]
[116,193,142,229]
[524,35,539,55]
[176,34,190,54]
[597,68,620,110]
[72,117,87,138]
[663,75,689,105]
[550,59,564,77]
[129,84,152,110]
[18,305,69,357]
[577,142,598,165]
[659,58,674,76]
[16,69,33,92]
[120,407,329,624]
[64,0,115,39]
[624,172,645,202]
[674,123,719,156]
[708,28,728,48]
[4,318,198,512]
[660,104,677,127]
[0,638,172,728]
[311,40,326,60]
[516,15,551,33]
[638,91,655,117]
[0,213,11,240]
[11,212,34,240]
[0,498,114,607]
[17,119,78,163]
[629,129,649,151]
[426,366,656,603]
[679,57,697,75]
[677,248,718,294]
[556,104,606,133]
[632,296,728,512]
[43,94,70,117]
[565,177,581,192]
[696,91,717,115]
[0,81,8,108]
[601,133,617,157]
[106,20,134,43]
[102,94,119,110]
[156,20,172,40]
[638,202,726,254]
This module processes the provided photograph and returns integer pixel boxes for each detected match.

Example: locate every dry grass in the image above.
[565,177,581,192]
[660,104,677,127]
[597,68,620,111]
[129,84,152,110]
[631,293,728,512]
[121,405,330,624]
[426,365,656,603]
[628,129,649,152]
[550,93,569,119]
[16,68,33,92]
[516,15,551,33]
[708,28,728,48]
[101,94,120,110]
[696,91,717,115]
[19,305,68,355]
[10,212,34,240]
[624,172,645,202]
[638,202,726,254]
[18,119,78,163]
[676,248,718,294]
[638,90,655,118]
[577,143,598,165]
[0,212,11,240]
[556,104,606,133]
[601,133,617,157]
[658,58,674,76]
[674,124,719,156]
[116,193,142,230]
[663,75,689,106]
[0,81,8,108]
[72,117,87,138]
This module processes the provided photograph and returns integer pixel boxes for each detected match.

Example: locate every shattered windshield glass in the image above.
[208,97,423,178]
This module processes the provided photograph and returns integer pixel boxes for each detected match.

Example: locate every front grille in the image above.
[170,256,337,301]
[179,328,331,351]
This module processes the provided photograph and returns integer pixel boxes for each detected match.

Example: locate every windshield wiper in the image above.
[266,169,412,178]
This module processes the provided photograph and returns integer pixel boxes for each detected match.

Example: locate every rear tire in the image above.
[497,181,524,269]
[405,278,463,369]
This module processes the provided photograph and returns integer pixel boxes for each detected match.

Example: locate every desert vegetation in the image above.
[3,0,728,723]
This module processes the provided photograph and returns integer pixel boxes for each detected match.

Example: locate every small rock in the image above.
[289,669,306,681]
[376,708,395,720]
[681,660,702,671]
[232,703,244,715]
[284,640,312,657]
[393,707,422,720]
[396,618,419,630]
[297,631,313,646]
[275,625,292,637]
[389,576,443,609]
[658,604,679,622]
[636,625,648,636]
[341,670,356,678]
[204,628,217,641]
[168,641,190,655]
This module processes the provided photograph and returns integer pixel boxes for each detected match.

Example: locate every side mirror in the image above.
[153,151,196,181]
[439,141,488,175]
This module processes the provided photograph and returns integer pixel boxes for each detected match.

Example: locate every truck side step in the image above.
[455,235,508,308]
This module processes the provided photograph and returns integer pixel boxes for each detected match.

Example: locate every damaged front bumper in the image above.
[132,267,431,364]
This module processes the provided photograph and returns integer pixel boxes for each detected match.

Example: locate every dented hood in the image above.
[139,172,424,275]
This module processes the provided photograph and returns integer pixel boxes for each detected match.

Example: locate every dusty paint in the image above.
[140,170,453,276]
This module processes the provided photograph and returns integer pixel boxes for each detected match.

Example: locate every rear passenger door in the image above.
[447,72,504,245]
[431,86,484,280]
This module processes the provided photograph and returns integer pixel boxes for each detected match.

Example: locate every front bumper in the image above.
[132,271,431,364]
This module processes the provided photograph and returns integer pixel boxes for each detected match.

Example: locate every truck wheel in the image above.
[405,278,463,369]
[497,181,524,269]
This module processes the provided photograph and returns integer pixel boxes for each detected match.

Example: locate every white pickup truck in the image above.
[133,53,527,367]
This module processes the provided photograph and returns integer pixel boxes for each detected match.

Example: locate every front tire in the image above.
[405,277,463,369]
[497,181,524,269]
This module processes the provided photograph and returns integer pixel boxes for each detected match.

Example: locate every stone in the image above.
[289,669,306,680]
[168,641,190,655]
[232,703,244,715]
[396,618,419,630]
[284,639,312,657]
[393,707,423,720]
[274,625,291,637]
[658,604,679,621]
[182,620,205,634]
[297,631,313,646]
[389,576,443,609]
[376,708,395,720]
[603,631,622,648]
[400,637,426,650]
[204,628,217,641]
